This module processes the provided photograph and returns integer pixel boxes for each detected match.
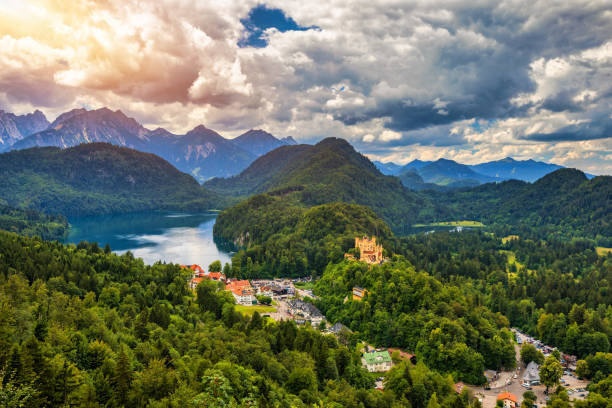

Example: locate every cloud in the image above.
[0,0,610,173]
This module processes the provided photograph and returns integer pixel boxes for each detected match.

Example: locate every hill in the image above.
[205,137,436,233]
[9,107,297,181]
[428,168,612,242]
[214,195,392,277]
[0,143,224,216]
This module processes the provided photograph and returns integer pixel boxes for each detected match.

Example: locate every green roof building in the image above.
[361,351,393,372]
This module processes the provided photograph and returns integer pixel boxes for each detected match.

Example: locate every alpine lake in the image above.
[65,212,233,266]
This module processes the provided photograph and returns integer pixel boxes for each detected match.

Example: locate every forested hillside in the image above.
[0,230,483,407]
[207,138,438,234]
[215,195,392,278]
[0,144,225,216]
[0,204,68,240]
[428,169,612,243]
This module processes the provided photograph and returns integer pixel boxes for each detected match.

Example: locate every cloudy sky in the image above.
[1,0,611,174]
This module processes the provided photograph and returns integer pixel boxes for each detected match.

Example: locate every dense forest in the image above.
[0,203,68,240]
[0,231,485,407]
[314,258,516,384]
[214,195,392,278]
[0,144,226,216]
[431,169,611,244]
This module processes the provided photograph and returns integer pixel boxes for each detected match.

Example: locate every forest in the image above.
[0,144,225,216]
[0,230,486,407]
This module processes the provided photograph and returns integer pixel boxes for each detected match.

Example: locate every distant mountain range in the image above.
[374,156,568,189]
[2,107,297,181]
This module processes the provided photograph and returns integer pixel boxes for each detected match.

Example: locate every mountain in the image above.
[280,136,297,145]
[373,160,403,175]
[206,137,436,234]
[10,107,299,181]
[0,143,223,216]
[469,157,564,182]
[429,168,612,241]
[151,125,256,181]
[396,168,443,191]
[232,129,291,156]
[0,109,49,150]
[401,159,432,172]
[418,158,496,186]
[12,107,150,150]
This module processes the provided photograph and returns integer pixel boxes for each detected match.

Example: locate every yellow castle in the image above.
[345,236,384,264]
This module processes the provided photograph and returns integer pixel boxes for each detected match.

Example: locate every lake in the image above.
[65,212,233,266]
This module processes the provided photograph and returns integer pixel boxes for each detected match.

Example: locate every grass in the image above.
[500,250,533,278]
[597,247,612,256]
[502,235,520,244]
[413,220,485,228]
[294,280,316,290]
[235,304,277,316]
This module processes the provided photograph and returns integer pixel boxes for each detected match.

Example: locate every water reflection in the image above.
[66,212,232,266]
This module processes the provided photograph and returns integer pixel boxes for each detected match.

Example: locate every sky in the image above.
[0,0,611,174]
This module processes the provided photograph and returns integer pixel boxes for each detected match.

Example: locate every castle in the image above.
[345,236,384,264]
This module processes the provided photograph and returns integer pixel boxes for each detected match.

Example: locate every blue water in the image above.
[65,212,232,266]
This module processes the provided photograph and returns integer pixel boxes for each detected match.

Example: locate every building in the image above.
[352,286,368,301]
[361,351,393,372]
[208,272,226,282]
[387,348,417,365]
[189,276,204,290]
[355,236,384,264]
[523,361,540,385]
[287,299,324,325]
[328,322,350,335]
[226,280,256,306]
[497,392,518,408]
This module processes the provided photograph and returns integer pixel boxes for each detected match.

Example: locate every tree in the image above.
[540,355,563,393]
[521,343,544,366]
[114,346,133,406]
[575,360,589,379]
[523,391,537,407]
[209,260,222,273]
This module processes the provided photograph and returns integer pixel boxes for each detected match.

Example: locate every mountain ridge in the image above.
[8,107,296,181]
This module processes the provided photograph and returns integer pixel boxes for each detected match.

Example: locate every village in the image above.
[183,236,591,407]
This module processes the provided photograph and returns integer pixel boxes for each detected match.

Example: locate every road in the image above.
[469,334,590,408]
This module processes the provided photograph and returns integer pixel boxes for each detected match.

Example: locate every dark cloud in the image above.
[525,117,612,142]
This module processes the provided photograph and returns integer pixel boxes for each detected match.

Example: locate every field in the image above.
[413,220,485,227]
[597,247,612,256]
[235,304,277,316]
[501,235,520,244]
[294,280,316,290]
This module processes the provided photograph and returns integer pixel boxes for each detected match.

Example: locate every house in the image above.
[226,280,256,305]
[230,287,257,305]
[361,351,393,372]
[287,299,324,325]
[523,361,540,385]
[353,287,368,301]
[328,322,351,335]
[208,272,226,282]
[189,276,204,290]
[497,392,517,408]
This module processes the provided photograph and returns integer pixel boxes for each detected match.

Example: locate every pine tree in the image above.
[114,346,133,407]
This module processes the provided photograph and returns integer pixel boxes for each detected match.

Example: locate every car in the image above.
[514,374,518,379]
[567,390,573,395]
